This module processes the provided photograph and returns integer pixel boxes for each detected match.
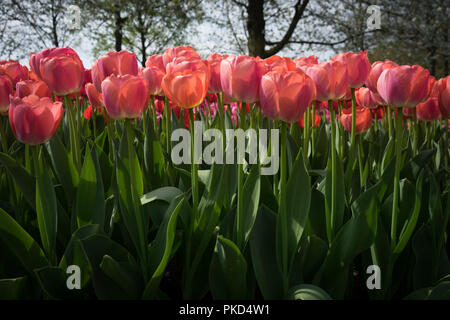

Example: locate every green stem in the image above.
[164,96,171,155]
[350,88,357,158]
[279,121,289,290]
[328,100,337,242]
[189,110,198,218]
[391,107,403,245]
[358,134,364,188]
[311,101,316,157]
[387,106,393,138]
[303,105,310,163]
[0,116,8,153]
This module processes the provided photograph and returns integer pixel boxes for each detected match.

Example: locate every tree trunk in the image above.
[246,0,266,57]
[114,4,124,51]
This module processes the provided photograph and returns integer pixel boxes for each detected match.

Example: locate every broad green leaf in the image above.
[144,116,165,189]
[209,235,247,300]
[0,277,28,299]
[142,195,185,299]
[140,186,183,206]
[0,208,49,274]
[0,152,35,209]
[100,255,142,299]
[76,144,105,228]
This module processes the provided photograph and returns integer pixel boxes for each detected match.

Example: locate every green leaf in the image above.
[142,195,185,299]
[35,148,58,262]
[0,277,28,299]
[0,152,35,209]
[277,152,311,276]
[75,144,105,228]
[34,266,82,299]
[209,235,247,300]
[46,135,79,205]
[393,171,424,256]
[287,284,332,300]
[250,205,283,299]
[140,186,183,206]
[0,208,49,274]
[144,116,165,189]
[100,255,142,299]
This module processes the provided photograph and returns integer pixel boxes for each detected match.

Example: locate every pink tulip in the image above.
[304,60,349,101]
[220,55,265,103]
[162,46,201,67]
[207,53,229,93]
[0,76,13,114]
[9,95,63,145]
[85,83,103,108]
[92,51,139,92]
[340,106,371,134]
[416,97,440,121]
[145,54,165,71]
[30,47,79,80]
[365,60,398,94]
[332,51,371,88]
[377,65,430,108]
[38,48,84,96]
[101,74,149,120]
[0,60,29,87]
[259,70,316,122]
[16,80,52,99]
[264,55,296,73]
[141,66,165,96]
[294,56,319,71]
[355,87,379,109]
[434,76,450,119]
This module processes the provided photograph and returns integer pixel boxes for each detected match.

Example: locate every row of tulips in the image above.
[0,45,448,300]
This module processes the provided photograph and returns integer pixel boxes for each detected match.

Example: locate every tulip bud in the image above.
[85,83,103,108]
[9,95,63,145]
[141,66,165,96]
[340,106,371,134]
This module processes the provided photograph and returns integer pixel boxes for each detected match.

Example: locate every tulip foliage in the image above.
[0,47,448,301]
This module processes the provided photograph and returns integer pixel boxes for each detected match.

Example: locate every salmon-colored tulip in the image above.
[207,53,229,93]
[165,57,210,82]
[162,46,201,67]
[92,51,139,92]
[332,51,371,88]
[162,68,209,109]
[355,87,379,109]
[16,80,52,99]
[0,60,29,87]
[101,74,148,120]
[0,76,13,114]
[9,95,63,145]
[145,54,165,72]
[340,106,371,134]
[377,65,430,108]
[304,60,348,101]
[264,55,296,73]
[220,55,265,103]
[259,70,316,122]
[365,60,398,94]
[39,48,84,96]
[85,83,103,108]
[30,47,79,80]
[434,76,450,119]
[141,66,165,96]
[294,56,319,71]
[416,97,440,121]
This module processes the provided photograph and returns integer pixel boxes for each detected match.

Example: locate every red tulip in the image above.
[304,60,348,101]
[355,87,379,109]
[16,80,52,99]
[145,54,165,72]
[141,66,165,96]
[92,51,139,92]
[299,110,321,128]
[162,67,209,109]
[9,95,63,145]
[0,60,29,87]
[340,106,371,134]
[101,74,149,120]
[38,48,85,96]
[332,51,371,88]
[416,97,440,121]
[402,107,415,119]
[434,76,450,119]
[85,83,103,108]
[365,60,398,94]
[259,70,316,122]
[220,55,265,103]
[162,46,201,67]
[377,65,430,108]
[207,53,229,93]
[0,76,13,114]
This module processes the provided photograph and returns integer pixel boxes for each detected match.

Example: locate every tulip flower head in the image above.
[259,69,316,122]
[9,95,63,145]
[0,76,13,114]
[340,106,372,134]
[207,53,229,93]
[304,60,349,101]
[141,66,165,96]
[85,83,103,108]
[16,80,52,99]
[101,74,149,120]
[377,65,430,108]
[434,76,450,119]
[417,97,441,121]
[0,60,29,87]
[355,87,379,109]
[332,51,371,88]
[162,46,201,67]
[365,60,398,94]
